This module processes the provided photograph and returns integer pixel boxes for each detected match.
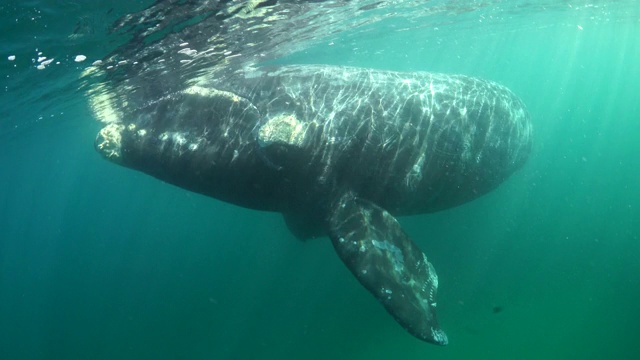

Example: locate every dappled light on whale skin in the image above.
[3,0,640,358]
[90,62,531,345]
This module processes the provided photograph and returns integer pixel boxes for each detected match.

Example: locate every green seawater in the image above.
[1,1,639,359]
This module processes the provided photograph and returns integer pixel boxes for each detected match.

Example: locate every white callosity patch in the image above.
[96,124,125,159]
[258,113,308,148]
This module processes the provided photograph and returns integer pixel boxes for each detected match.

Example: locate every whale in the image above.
[92,64,532,345]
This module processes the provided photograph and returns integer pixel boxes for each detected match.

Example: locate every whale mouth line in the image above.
[95,124,124,160]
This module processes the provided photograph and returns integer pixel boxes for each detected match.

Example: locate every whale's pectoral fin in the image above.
[327,192,448,345]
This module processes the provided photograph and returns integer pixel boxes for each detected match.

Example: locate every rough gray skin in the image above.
[94,65,532,345]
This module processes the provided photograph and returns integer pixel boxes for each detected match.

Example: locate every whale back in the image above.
[93,65,532,215]
[214,65,532,214]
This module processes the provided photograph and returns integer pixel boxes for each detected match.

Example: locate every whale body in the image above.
[93,64,532,345]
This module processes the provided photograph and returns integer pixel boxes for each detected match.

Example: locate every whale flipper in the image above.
[328,192,448,345]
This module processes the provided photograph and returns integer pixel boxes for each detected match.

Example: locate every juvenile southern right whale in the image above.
[92,64,532,345]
